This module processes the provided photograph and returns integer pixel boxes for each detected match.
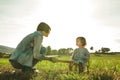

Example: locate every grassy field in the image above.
[0,54,120,80]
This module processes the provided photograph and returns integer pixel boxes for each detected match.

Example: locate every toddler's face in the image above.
[76,39,82,47]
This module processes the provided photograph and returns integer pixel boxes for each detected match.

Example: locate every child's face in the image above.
[43,30,51,37]
[76,39,83,47]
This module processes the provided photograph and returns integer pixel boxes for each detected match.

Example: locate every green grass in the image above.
[0,54,120,80]
[0,58,10,65]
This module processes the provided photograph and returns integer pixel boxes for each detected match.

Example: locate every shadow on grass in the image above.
[0,70,33,80]
[0,65,120,80]
[92,73,114,80]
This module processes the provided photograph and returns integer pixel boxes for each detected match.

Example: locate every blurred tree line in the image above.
[46,46,112,55]
[0,46,115,58]
[95,47,110,53]
[0,52,10,58]
[46,46,73,55]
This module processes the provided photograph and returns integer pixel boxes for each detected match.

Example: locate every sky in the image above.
[0,0,120,52]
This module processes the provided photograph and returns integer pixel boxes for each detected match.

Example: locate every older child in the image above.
[9,22,54,73]
[69,37,90,73]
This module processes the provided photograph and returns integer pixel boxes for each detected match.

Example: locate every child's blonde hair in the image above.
[76,37,86,46]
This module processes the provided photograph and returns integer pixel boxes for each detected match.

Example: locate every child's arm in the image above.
[43,56,58,62]
[82,50,90,62]
[33,36,43,60]
[44,56,73,63]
